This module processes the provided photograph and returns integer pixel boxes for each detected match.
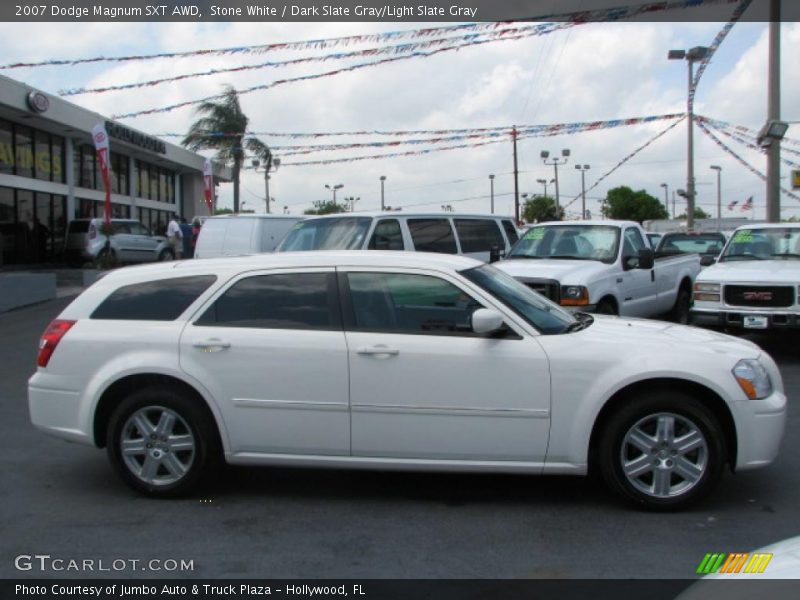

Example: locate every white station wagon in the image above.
[28,252,787,510]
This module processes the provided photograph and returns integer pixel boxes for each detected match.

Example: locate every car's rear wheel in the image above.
[598,391,725,511]
[158,249,175,261]
[107,387,219,497]
[596,298,617,315]
[670,287,691,324]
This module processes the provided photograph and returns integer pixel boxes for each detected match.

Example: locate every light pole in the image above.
[536,178,555,198]
[345,196,360,212]
[660,183,669,218]
[669,45,709,231]
[379,175,386,211]
[325,183,343,205]
[710,165,722,231]
[575,164,590,219]
[252,156,280,214]
[541,149,570,212]
[489,174,495,214]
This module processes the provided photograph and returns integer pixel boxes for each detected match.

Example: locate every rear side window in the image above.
[454,219,505,253]
[91,276,217,321]
[196,272,339,330]
[408,219,457,254]
[502,220,519,244]
[368,219,404,250]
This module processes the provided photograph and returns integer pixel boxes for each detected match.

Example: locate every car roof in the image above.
[93,251,484,283]
[204,214,302,220]
[525,220,638,227]
[297,212,512,220]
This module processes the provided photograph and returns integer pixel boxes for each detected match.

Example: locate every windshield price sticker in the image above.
[524,228,546,241]
[733,231,753,243]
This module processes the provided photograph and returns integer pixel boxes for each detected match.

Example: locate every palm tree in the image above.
[182,85,271,213]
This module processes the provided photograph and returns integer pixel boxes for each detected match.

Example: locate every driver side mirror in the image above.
[489,245,505,263]
[700,254,716,267]
[637,248,654,270]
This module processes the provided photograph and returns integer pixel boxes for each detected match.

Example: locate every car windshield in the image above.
[277,217,372,251]
[460,263,578,335]
[719,228,800,262]
[507,224,620,264]
[657,233,726,256]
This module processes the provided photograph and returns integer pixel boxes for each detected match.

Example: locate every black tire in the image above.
[106,387,220,497]
[596,298,617,316]
[158,249,175,261]
[670,286,691,324]
[598,390,725,511]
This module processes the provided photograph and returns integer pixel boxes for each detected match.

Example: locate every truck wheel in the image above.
[106,387,220,497]
[670,287,691,324]
[598,391,725,511]
[596,299,617,315]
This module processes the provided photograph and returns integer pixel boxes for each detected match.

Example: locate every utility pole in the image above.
[766,0,781,222]
[489,174,495,214]
[512,126,520,224]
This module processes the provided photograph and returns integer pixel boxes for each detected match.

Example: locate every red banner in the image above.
[92,123,111,225]
[203,158,214,214]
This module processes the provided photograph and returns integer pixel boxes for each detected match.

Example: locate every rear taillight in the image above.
[88,223,97,240]
[37,319,76,368]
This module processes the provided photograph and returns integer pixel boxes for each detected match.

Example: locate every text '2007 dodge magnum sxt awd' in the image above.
[28,251,786,510]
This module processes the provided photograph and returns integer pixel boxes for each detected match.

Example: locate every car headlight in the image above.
[560,285,589,306]
[694,282,720,302]
[732,359,773,400]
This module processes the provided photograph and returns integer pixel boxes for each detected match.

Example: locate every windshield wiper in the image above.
[549,255,590,260]
[720,254,765,261]
[507,254,544,259]
[772,253,800,259]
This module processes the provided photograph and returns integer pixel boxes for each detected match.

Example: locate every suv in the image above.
[276,212,519,262]
[28,251,785,510]
[64,218,174,265]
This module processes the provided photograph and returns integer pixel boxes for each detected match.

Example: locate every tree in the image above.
[602,186,669,223]
[676,207,710,220]
[182,85,272,213]
[304,200,349,215]
[522,195,564,223]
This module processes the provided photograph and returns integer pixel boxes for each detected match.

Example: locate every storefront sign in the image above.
[105,121,166,155]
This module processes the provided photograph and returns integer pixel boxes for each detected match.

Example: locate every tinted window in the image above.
[502,220,519,244]
[278,217,372,251]
[623,227,646,256]
[91,276,216,321]
[454,219,505,253]
[197,272,338,330]
[368,219,404,250]
[408,219,457,254]
[347,272,482,336]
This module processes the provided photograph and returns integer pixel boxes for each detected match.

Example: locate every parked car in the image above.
[28,251,786,510]
[495,220,702,322]
[691,224,800,330]
[64,218,173,265]
[193,214,303,259]
[276,212,519,262]
[656,231,727,266]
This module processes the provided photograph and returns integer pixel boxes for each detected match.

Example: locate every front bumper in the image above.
[731,390,787,471]
[691,308,800,330]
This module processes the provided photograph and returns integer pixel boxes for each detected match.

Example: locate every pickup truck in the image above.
[691,223,800,330]
[495,220,701,322]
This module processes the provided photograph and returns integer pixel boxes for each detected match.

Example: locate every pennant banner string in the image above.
[562,117,686,210]
[702,120,800,168]
[697,115,800,148]
[0,0,739,70]
[698,120,800,202]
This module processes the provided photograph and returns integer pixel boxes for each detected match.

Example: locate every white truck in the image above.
[495,220,701,321]
[691,223,800,331]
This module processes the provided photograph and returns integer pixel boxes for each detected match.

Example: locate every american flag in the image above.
[727,200,738,211]
[741,196,753,211]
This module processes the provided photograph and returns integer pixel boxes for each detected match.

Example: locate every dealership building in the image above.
[0,74,230,265]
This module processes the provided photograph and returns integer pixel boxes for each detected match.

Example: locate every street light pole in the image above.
[710,165,722,231]
[536,178,554,198]
[252,155,280,214]
[380,175,386,211]
[575,164,590,219]
[660,183,669,218]
[325,183,344,204]
[669,46,709,231]
[541,149,570,213]
[489,174,495,214]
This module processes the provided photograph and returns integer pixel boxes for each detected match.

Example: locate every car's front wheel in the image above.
[158,248,175,261]
[106,387,219,497]
[598,391,725,511]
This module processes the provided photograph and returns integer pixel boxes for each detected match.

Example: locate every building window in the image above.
[34,130,51,182]
[0,119,13,176]
[15,125,34,179]
[51,136,65,183]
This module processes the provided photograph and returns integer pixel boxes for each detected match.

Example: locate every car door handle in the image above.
[193,340,231,352]
[356,345,399,357]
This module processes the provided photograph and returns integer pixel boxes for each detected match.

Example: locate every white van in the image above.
[276,212,520,262]
[194,214,303,259]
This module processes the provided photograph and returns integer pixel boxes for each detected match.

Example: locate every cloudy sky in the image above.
[1,5,798,221]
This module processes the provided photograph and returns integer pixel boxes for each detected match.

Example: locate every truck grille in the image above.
[519,278,560,303]
[724,285,794,308]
